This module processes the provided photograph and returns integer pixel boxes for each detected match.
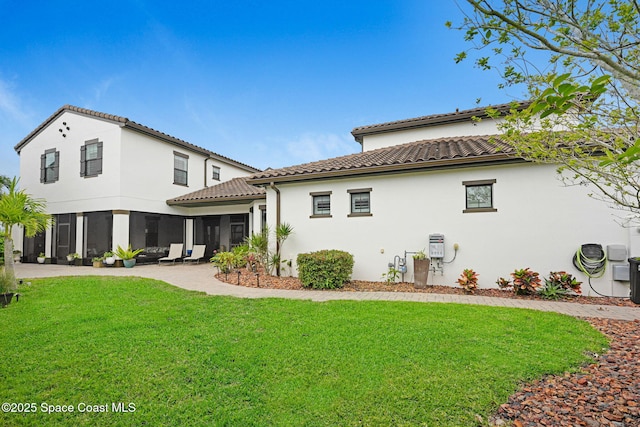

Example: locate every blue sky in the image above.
[0,1,523,178]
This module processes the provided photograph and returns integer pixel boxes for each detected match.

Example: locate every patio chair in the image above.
[183,245,206,264]
[158,243,184,265]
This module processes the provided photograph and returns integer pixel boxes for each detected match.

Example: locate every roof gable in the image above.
[15,105,260,173]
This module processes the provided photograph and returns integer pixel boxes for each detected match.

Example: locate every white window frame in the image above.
[174,152,189,186]
[212,165,221,181]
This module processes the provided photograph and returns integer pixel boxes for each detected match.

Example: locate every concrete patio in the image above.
[13,263,640,321]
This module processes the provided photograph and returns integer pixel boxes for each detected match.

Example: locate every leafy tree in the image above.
[449,1,640,217]
[0,175,10,192]
[0,177,52,290]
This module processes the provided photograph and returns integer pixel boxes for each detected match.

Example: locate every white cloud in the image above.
[0,78,30,125]
[94,78,114,102]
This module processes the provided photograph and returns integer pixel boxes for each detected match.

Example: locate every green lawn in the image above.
[0,276,607,426]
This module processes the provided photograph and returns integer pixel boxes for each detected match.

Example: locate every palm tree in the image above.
[0,177,52,290]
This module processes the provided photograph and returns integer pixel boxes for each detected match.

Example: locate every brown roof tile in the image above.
[351,101,530,143]
[167,177,266,206]
[14,105,260,173]
[248,134,520,184]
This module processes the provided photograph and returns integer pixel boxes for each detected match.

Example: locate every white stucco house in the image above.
[12,102,634,297]
[247,103,633,297]
[13,105,265,264]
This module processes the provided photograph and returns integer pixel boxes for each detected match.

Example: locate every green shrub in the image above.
[297,250,354,289]
[210,251,238,273]
[232,244,250,268]
[381,266,401,284]
[538,281,568,300]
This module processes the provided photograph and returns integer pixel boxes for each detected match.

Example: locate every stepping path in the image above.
[14,263,640,321]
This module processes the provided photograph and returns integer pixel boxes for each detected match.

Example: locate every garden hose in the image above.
[573,245,607,279]
[572,244,620,298]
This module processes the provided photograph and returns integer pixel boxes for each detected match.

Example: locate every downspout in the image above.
[269,181,281,236]
[269,182,281,276]
[204,157,210,187]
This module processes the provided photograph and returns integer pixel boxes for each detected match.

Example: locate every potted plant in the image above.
[103,251,115,266]
[115,244,144,268]
[66,252,80,265]
[13,250,21,263]
[412,250,430,289]
[0,268,14,308]
[37,252,46,264]
[92,256,105,268]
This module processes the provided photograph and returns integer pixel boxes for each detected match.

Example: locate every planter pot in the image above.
[92,261,104,268]
[0,293,14,308]
[123,259,136,268]
[104,257,115,266]
[413,258,430,289]
[37,257,46,264]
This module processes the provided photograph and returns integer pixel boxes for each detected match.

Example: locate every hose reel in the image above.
[573,243,607,278]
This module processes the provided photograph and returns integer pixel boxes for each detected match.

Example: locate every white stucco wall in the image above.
[18,110,256,216]
[18,111,123,214]
[361,119,501,152]
[268,163,632,297]
[118,128,209,214]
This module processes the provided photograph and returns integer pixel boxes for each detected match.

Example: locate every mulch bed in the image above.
[218,268,640,426]
[216,267,639,307]
[491,318,640,427]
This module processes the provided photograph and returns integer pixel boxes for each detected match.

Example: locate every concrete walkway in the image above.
[14,263,640,321]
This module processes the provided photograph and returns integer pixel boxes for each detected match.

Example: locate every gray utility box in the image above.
[607,245,627,262]
[612,264,630,281]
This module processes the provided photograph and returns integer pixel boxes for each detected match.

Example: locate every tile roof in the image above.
[248,134,522,184]
[167,177,266,206]
[351,101,530,143]
[14,105,260,173]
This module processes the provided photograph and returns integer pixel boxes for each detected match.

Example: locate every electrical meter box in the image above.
[429,234,445,258]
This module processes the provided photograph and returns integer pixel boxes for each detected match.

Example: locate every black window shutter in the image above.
[96,141,103,174]
[54,151,60,181]
[80,145,86,176]
[40,153,45,183]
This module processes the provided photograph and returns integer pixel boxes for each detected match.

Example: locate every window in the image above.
[311,192,331,217]
[259,205,267,230]
[80,140,103,177]
[463,179,497,213]
[212,166,221,181]
[40,148,59,183]
[348,188,372,217]
[174,152,188,186]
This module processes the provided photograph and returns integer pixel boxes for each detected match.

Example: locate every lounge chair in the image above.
[183,245,206,264]
[158,243,184,264]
